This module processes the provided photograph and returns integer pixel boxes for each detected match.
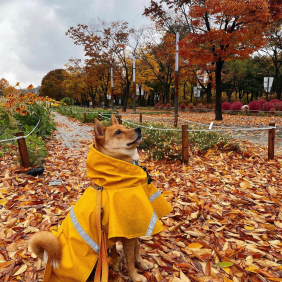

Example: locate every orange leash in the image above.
[94,187,108,282]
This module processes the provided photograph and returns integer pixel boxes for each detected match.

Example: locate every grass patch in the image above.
[56,106,115,123]
[116,120,237,160]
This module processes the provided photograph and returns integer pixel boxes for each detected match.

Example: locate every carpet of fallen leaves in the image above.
[1,112,282,282]
[122,110,282,127]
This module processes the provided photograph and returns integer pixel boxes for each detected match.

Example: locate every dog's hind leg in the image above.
[134,239,154,270]
[123,238,147,282]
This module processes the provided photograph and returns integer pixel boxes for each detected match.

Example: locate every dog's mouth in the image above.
[127,134,142,146]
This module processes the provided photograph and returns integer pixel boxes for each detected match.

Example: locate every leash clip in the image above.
[101,207,104,231]
[97,186,103,191]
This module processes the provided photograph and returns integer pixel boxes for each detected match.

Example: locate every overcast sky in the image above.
[0,0,151,88]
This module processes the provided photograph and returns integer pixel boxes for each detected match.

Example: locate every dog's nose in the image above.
[134,127,141,133]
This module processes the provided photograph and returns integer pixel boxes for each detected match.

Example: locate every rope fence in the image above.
[100,113,277,162]
[0,118,41,168]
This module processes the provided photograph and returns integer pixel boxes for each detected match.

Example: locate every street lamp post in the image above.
[133,56,136,113]
[111,67,114,111]
[174,31,179,116]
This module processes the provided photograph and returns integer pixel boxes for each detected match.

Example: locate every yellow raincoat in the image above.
[43,145,172,282]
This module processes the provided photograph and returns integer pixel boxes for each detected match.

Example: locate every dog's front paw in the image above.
[137,259,154,270]
[128,271,147,282]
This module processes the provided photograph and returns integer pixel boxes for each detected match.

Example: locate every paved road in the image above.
[53,112,94,149]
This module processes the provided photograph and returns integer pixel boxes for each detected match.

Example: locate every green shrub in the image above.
[61,97,73,106]
[25,134,48,166]
[13,101,56,138]
[123,121,234,160]
[188,128,230,151]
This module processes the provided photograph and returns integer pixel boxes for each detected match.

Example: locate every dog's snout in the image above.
[134,127,141,133]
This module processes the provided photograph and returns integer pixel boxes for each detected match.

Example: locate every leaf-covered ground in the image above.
[1,112,282,282]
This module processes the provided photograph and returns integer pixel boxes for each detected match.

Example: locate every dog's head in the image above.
[94,114,142,162]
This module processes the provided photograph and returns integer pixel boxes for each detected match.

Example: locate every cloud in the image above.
[0,0,151,88]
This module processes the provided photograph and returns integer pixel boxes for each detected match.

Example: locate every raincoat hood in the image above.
[86,144,148,189]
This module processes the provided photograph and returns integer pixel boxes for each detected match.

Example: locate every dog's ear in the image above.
[111,114,118,125]
[94,118,105,139]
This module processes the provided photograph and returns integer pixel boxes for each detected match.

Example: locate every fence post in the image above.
[268,122,275,160]
[174,114,178,127]
[84,112,87,123]
[16,132,30,168]
[140,113,142,123]
[98,112,101,121]
[70,108,72,114]
[182,125,189,163]
[117,115,122,124]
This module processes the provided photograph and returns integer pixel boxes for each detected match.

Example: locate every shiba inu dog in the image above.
[30,114,172,282]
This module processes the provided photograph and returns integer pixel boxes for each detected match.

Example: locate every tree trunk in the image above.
[104,93,109,108]
[206,83,212,104]
[206,75,213,104]
[165,84,170,104]
[122,83,130,112]
[215,60,224,121]
[276,71,281,99]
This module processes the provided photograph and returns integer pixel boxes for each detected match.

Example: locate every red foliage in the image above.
[188,103,194,110]
[166,103,172,110]
[263,102,275,111]
[222,102,231,111]
[154,103,160,110]
[160,104,166,109]
[270,99,282,111]
[180,103,186,110]
[197,103,205,109]
[248,100,261,112]
[258,99,267,108]
[230,101,243,111]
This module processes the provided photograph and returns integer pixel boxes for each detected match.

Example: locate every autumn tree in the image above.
[144,0,282,120]
[66,21,143,111]
[139,29,176,104]
[256,20,282,99]
[0,78,9,93]
[40,69,69,100]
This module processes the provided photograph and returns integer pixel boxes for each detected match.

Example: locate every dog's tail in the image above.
[29,231,62,268]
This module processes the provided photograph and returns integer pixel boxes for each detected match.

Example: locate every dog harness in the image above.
[43,145,172,282]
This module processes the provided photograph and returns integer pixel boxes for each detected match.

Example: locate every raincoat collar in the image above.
[86,144,148,189]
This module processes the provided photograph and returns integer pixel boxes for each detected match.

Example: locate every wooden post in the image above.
[268,122,275,160]
[98,112,101,121]
[117,115,122,124]
[84,112,87,123]
[16,132,30,168]
[70,108,72,114]
[140,113,142,123]
[174,114,178,127]
[182,125,189,163]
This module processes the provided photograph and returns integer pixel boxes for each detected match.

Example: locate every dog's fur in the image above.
[29,114,153,282]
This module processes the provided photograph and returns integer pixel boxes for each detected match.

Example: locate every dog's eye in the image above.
[115,130,121,135]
